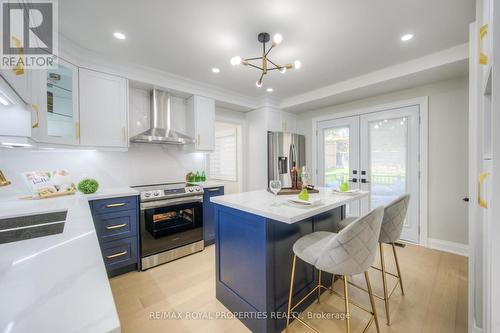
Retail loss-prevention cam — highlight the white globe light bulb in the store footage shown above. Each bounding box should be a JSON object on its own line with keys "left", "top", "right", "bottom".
{"left": 279, "top": 67, "right": 287, "bottom": 74}
{"left": 256, "top": 80, "right": 263, "bottom": 88}
{"left": 273, "top": 33, "right": 283, "bottom": 44}
{"left": 294, "top": 60, "right": 302, "bottom": 69}
{"left": 230, "top": 56, "right": 242, "bottom": 66}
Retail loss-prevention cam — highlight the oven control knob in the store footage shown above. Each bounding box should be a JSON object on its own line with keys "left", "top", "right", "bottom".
{"left": 144, "top": 192, "right": 151, "bottom": 198}
{"left": 189, "top": 188, "right": 194, "bottom": 192}
{"left": 195, "top": 187, "right": 201, "bottom": 191}
{"left": 153, "top": 191, "right": 160, "bottom": 196}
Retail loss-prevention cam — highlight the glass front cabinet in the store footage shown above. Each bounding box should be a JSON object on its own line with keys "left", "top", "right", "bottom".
{"left": 31, "top": 57, "right": 80, "bottom": 145}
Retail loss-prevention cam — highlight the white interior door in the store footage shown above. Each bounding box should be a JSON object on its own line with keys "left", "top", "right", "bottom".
{"left": 359, "top": 106, "right": 420, "bottom": 242}
{"left": 317, "top": 105, "right": 420, "bottom": 242}
{"left": 317, "top": 116, "right": 360, "bottom": 217}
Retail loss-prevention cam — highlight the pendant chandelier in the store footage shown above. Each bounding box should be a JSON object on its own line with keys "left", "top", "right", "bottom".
{"left": 230, "top": 32, "right": 301, "bottom": 88}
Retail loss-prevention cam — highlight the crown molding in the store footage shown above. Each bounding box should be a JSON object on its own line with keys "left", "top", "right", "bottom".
{"left": 58, "top": 34, "right": 258, "bottom": 110}
{"left": 280, "top": 43, "right": 469, "bottom": 111}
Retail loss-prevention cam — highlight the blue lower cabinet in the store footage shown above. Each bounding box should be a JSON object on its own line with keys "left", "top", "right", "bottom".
{"left": 101, "top": 237, "right": 138, "bottom": 277}
{"left": 89, "top": 195, "right": 140, "bottom": 277}
{"left": 203, "top": 186, "right": 224, "bottom": 246}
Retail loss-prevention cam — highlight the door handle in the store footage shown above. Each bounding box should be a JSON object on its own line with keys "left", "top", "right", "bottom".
{"left": 349, "top": 178, "right": 358, "bottom": 183}
{"left": 207, "top": 188, "right": 220, "bottom": 192}
{"left": 361, "top": 179, "right": 370, "bottom": 183}
{"left": 462, "top": 197, "right": 469, "bottom": 202}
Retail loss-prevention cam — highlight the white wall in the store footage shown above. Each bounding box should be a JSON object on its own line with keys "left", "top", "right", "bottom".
{"left": 296, "top": 77, "right": 469, "bottom": 245}
{"left": 0, "top": 144, "right": 206, "bottom": 199}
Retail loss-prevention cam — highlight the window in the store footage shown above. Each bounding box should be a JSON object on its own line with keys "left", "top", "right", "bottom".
{"left": 209, "top": 127, "right": 237, "bottom": 181}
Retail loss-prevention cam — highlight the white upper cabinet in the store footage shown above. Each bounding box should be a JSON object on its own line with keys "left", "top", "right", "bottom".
{"left": 267, "top": 109, "right": 297, "bottom": 132}
{"left": 30, "top": 58, "right": 80, "bottom": 145}
{"left": 79, "top": 68, "right": 128, "bottom": 148}
{"left": 187, "top": 95, "right": 215, "bottom": 151}
{"left": 0, "top": 67, "right": 32, "bottom": 105}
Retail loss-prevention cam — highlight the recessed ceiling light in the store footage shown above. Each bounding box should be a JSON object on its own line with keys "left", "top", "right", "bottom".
{"left": 266, "top": 88, "right": 273, "bottom": 92}
{"left": 212, "top": 68, "right": 220, "bottom": 73}
{"left": 401, "top": 33, "right": 413, "bottom": 41}
{"left": 113, "top": 32, "right": 126, "bottom": 40}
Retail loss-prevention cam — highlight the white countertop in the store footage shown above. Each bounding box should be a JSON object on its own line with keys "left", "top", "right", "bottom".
{"left": 188, "top": 181, "right": 225, "bottom": 188}
{"left": 211, "top": 188, "right": 368, "bottom": 224}
{"left": 0, "top": 187, "right": 138, "bottom": 333}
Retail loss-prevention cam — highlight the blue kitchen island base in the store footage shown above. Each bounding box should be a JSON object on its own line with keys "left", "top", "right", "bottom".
{"left": 214, "top": 203, "right": 344, "bottom": 333}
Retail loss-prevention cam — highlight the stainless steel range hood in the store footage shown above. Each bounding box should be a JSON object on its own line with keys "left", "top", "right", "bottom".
{"left": 131, "top": 89, "right": 194, "bottom": 144}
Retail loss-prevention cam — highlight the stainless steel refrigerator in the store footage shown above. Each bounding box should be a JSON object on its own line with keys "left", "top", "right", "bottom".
{"left": 267, "top": 131, "right": 306, "bottom": 188}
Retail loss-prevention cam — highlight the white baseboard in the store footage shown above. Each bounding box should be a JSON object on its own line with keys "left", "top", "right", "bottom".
{"left": 427, "top": 238, "right": 469, "bottom": 257}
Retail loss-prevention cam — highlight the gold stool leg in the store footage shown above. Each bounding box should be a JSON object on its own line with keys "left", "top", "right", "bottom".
{"left": 365, "top": 271, "right": 380, "bottom": 333}
{"left": 317, "top": 270, "right": 322, "bottom": 303}
{"left": 392, "top": 243, "right": 405, "bottom": 296}
{"left": 343, "top": 275, "right": 351, "bottom": 333}
{"left": 380, "top": 242, "right": 391, "bottom": 325}
{"left": 286, "top": 255, "right": 297, "bottom": 332}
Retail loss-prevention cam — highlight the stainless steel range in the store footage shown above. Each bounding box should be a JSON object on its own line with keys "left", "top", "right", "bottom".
{"left": 131, "top": 182, "right": 204, "bottom": 270}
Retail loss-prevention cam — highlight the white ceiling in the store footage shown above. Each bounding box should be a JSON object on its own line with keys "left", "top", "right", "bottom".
{"left": 59, "top": 0, "right": 474, "bottom": 100}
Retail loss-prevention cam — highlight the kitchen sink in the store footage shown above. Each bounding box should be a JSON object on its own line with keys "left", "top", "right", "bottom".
{"left": 0, "top": 210, "right": 67, "bottom": 244}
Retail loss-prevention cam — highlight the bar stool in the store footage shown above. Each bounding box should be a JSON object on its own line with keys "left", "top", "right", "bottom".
{"left": 336, "top": 194, "right": 410, "bottom": 325}
{"left": 286, "top": 206, "right": 384, "bottom": 333}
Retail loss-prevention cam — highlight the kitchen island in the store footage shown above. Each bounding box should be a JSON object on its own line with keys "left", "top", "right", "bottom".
{"left": 211, "top": 188, "right": 368, "bottom": 333}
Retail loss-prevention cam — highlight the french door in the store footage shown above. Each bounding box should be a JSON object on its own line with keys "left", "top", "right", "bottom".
{"left": 317, "top": 105, "right": 420, "bottom": 242}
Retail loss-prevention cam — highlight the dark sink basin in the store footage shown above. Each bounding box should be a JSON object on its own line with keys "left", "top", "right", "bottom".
{"left": 0, "top": 210, "right": 67, "bottom": 244}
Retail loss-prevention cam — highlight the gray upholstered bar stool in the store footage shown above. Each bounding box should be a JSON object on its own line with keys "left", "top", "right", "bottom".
{"left": 286, "top": 206, "right": 384, "bottom": 333}
{"left": 336, "top": 194, "right": 410, "bottom": 325}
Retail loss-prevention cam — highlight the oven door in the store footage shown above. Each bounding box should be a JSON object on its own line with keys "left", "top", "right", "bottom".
{"left": 140, "top": 196, "right": 203, "bottom": 258}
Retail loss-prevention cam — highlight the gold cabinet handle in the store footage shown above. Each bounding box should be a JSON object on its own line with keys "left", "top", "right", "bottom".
{"left": 478, "top": 172, "right": 489, "bottom": 208}
{"left": 479, "top": 24, "right": 489, "bottom": 65}
{"left": 106, "top": 250, "right": 127, "bottom": 259}
{"left": 11, "top": 36, "right": 24, "bottom": 76}
{"left": 75, "top": 122, "right": 80, "bottom": 140}
{"left": 31, "top": 104, "right": 39, "bottom": 129}
{"left": 106, "top": 202, "right": 126, "bottom": 208}
{"left": 207, "top": 188, "right": 220, "bottom": 192}
{"left": 105, "top": 223, "right": 127, "bottom": 230}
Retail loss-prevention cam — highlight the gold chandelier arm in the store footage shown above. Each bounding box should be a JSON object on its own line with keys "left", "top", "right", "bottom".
{"left": 265, "top": 44, "right": 275, "bottom": 57}
{"left": 244, "top": 56, "right": 262, "bottom": 61}
{"left": 267, "top": 58, "right": 281, "bottom": 69}
{"left": 246, "top": 63, "right": 264, "bottom": 71}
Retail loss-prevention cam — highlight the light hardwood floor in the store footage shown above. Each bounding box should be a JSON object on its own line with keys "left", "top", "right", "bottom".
{"left": 110, "top": 243, "right": 468, "bottom": 333}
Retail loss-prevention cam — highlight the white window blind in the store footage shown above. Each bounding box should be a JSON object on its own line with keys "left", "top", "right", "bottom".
{"left": 209, "top": 128, "right": 237, "bottom": 181}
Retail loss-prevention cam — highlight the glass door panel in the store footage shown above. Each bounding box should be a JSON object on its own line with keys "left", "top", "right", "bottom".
{"left": 360, "top": 106, "right": 419, "bottom": 242}
{"left": 323, "top": 126, "right": 350, "bottom": 188}
{"left": 317, "top": 116, "right": 360, "bottom": 217}
{"left": 368, "top": 116, "right": 408, "bottom": 208}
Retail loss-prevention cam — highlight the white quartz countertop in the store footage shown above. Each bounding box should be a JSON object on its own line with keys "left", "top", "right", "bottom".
{"left": 211, "top": 188, "right": 368, "bottom": 224}
{"left": 0, "top": 187, "right": 138, "bottom": 333}
{"left": 188, "top": 181, "right": 225, "bottom": 188}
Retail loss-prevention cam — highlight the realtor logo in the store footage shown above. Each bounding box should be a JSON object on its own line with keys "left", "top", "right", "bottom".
{"left": 1, "top": 0, "right": 58, "bottom": 70}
